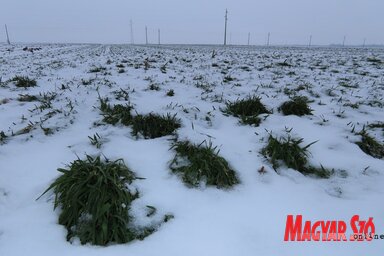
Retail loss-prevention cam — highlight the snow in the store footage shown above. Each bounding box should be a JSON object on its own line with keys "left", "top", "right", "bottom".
{"left": 0, "top": 43, "right": 383, "bottom": 255}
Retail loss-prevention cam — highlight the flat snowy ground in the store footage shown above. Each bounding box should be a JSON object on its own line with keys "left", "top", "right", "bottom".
{"left": 0, "top": 44, "right": 383, "bottom": 255}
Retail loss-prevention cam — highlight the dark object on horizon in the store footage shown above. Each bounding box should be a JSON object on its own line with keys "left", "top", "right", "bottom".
{"left": 22, "top": 47, "right": 42, "bottom": 53}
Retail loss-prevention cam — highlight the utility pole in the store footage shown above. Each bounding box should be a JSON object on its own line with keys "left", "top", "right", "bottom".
{"left": 158, "top": 29, "right": 160, "bottom": 45}
{"left": 224, "top": 9, "right": 228, "bottom": 46}
{"left": 363, "top": 38, "right": 366, "bottom": 48}
{"left": 342, "top": 36, "right": 346, "bottom": 47}
{"left": 145, "top": 26, "right": 148, "bottom": 45}
{"left": 130, "top": 20, "right": 134, "bottom": 45}
{"left": 308, "top": 35, "right": 312, "bottom": 47}
{"left": 5, "top": 24, "right": 10, "bottom": 45}
{"left": 267, "top": 32, "right": 270, "bottom": 46}
{"left": 247, "top": 32, "right": 250, "bottom": 46}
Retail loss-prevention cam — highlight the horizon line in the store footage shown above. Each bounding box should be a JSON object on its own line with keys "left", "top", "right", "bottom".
{"left": 2, "top": 41, "right": 384, "bottom": 49}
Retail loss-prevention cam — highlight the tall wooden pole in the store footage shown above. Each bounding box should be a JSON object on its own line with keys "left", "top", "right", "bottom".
{"left": 5, "top": 24, "right": 10, "bottom": 45}
{"left": 224, "top": 9, "right": 228, "bottom": 46}
{"left": 247, "top": 32, "right": 250, "bottom": 46}
{"left": 309, "top": 35, "right": 312, "bottom": 47}
{"left": 130, "top": 20, "right": 134, "bottom": 44}
{"left": 267, "top": 32, "right": 270, "bottom": 46}
{"left": 158, "top": 29, "right": 160, "bottom": 45}
{"left": 145, "top": 26, "right": 148, "bottom": 45}
{"left": 342, "top": 36, "right": 346, "bottom": 47}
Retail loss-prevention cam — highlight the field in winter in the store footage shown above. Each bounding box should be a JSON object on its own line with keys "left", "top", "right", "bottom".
{"left": 0, "top": 44, "right": 383, "bottom": 255}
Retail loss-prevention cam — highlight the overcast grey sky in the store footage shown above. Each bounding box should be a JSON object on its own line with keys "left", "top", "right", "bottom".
{"left": 1, "top": 0, "right": 383, "bottom": 45}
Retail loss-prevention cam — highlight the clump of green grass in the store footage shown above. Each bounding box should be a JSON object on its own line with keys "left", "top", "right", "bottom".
{"left": 131, "top": 113, "right": 181, "bottom": 139}
{"left": 99, "top": 96, "right": 180, "bottom": 139}
{"left": 368, "top": 122, "right": 384, "bottom": 129}
{"left": 89, "top": 66, "right": 107, "bottom": 73}
{"left": 338, "top": 81, "right": 359, "bottom": 89}
{"left": 224, "top": 96, "right": 270, "bottom": 126}
{"left": 276, "top": 61, "right": 292, "bottom": 67}
{"left": 223, "top": 75, "right": 235, "bottom": 83}
{"left": 166, "top": 89, "right": 175, "bottom": 97}
{"left": 81, "top": 78, "right": 94, "bottom": 86}
{"left": 103, "top": 104, "right": 133, "bottom": 126}
{"left": 148, "top": 84, "right": 160, "bottom": 91}
{"left": 367, "top": 57, "right": 382, "bottom": 64}
{"left": 37, "top": 156, "right": 139, "bottom": 245}
{"left": 0, "top": 131, "right": 7, "bottom": 144}
{"left": 356, "top": 131, "right": 384, "bottom": 159}
{"left": 10, "top": 76, "right": 37, "bottom": 88}
{"left": 88, "top": 133, "right": 103, "bottom": 149}
{"left": 261, "top": 133, "right": 332, "bottom": 178}
{"left": 17, "top": 94, "right": 38, "bottom": 102}
{"left": 278, "top": 96, "right": 313, "bottom": 116}
{"left": 99, "top": 97, "right": 133, "bottom": 126}
{"left": 170, "top": 140, "right": 239, "bottom": 188}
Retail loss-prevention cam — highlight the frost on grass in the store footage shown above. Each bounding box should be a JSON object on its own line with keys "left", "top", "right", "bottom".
{"left": 38, "top": 155, "right": 171, "bottom": 246}
{"left": 170, "top": 140, "right": 239, "bottom": 188}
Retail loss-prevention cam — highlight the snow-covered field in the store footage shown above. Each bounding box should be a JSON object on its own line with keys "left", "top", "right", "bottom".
{"left": 0, "top": 43, "right": 383, "bottom": 255}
